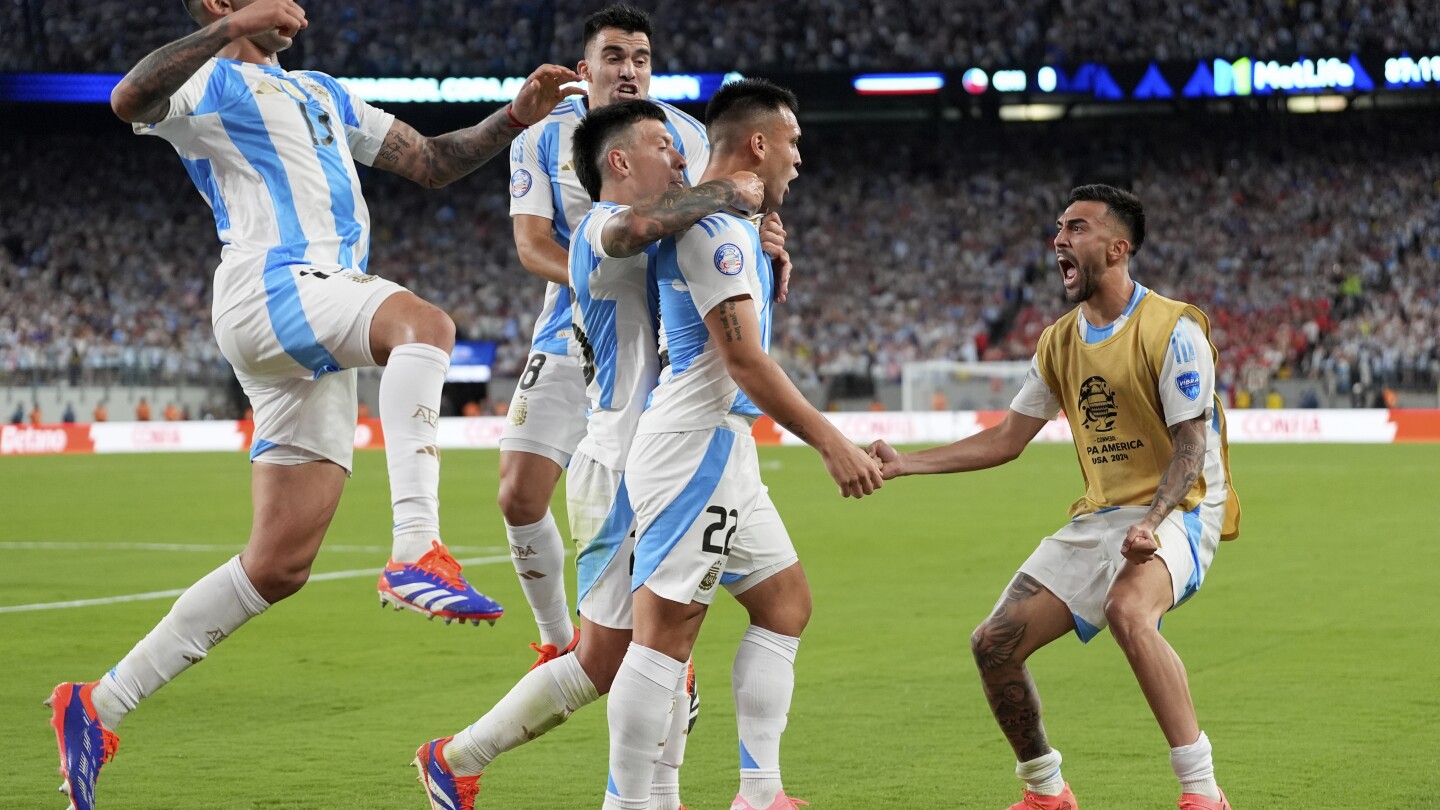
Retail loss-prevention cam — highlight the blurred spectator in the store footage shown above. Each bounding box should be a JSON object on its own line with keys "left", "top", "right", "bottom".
{"left": 93, "top": 401, "right": 108, "bottom": 422}
{"left": 135, "top": 398, "right": 151, "bottom": 422}
{"left": 28, "top": 403, "right": 42, "bottom": 425}
{"left": 6, "top": 0, "right": 1438, "bottom": 75}
{"left": 2, "top": 115, "right": 1436, "bottom": 409}
{"left": 62, "top": 402, "right": 76, "bottom": 423}
{"left": 164, "top": 402, "right": 181, "bottom": 421}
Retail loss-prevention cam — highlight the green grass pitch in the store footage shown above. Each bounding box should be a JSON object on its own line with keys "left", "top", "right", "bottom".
{"left": 3, "top": 444, "right": 1438, "bottom": 809}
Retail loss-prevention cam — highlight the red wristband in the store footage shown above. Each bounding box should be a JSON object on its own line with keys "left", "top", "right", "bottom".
{"left": 505, "top": 103, "right": 529, "bottom": 129}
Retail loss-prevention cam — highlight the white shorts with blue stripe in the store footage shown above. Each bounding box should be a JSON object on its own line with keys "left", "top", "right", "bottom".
{"left": 1018, "top": 496, "right": 1226, "bottom": 643}
{"left": 214, "top": 261, "right": 404, "bottom": 473}
{"left": 566, "top": 450, "right": 638, "bottom": 629}
{"left": 626, "top": 416, "right": 798, "bottom": 606}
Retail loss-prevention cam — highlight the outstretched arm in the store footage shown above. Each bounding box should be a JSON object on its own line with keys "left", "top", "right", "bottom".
{"left": 708, "top": 297, "right": 883, "bottom": 499}
{"left": 373, "top": 64, "right": 583, "bottom": 189}
{"left": 867, "top": 409, "right": 1046, "bottom": 478}
{"left": 110, "top": 0, "right": 308, "bottom": 124}
{"left": 1121, "top": 414, "right": 1207, "bottom": 564}
{"left": 600, "top": 172, "right": 765, "bottom": 258}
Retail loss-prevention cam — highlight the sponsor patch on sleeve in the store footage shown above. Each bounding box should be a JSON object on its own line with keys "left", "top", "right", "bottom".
{"left": 714, "top": 243, "right": 744, "bottom": 275}
{"left": 510, "top": 169, "right": 533, "bottom": 198}
{"left": 1176, "top": 370, "right": 1201, "bottom": 401}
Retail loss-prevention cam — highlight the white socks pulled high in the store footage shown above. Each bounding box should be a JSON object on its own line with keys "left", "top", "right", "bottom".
{"left": 605, "top": 643, "right": 686, "bottom": 810}
{"left": 444, "top": 652, "right": 599, "bottom": 775}
{"left": 733, "top": 626, "right": 801, "bottom": 809}
{"left": 91, "top": 555, "right": 270, "bottom": 729}
{"left": 381, "top": 342, "right": 449, "bottom": 562}
{"left": 506, "top": 510, "right": 572, "bottom": 649}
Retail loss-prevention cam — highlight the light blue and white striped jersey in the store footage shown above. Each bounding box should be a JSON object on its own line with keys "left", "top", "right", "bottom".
{"left": 636, "top": 212, "right": 772, "bottom": 435}
{"left": 509, "top": 95, "right": 709, "bottom": 356}
{"left": 134, "top": 57, "right": 396, "bottom": 322}
{"left": 569, "top": 202, "right": 661, "bottom": 470}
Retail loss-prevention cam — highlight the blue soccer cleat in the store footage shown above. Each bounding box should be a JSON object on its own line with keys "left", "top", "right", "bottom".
{"left": 46, "top": 682, "right": 120, "bottom": 810}
{"left": 413, "top": 737, "right": 481, "bottom": 810}
{"left": 378, "top": 540, "right": 504, "bottom": 625}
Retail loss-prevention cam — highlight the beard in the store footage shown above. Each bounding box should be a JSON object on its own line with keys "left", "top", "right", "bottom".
{"left": 1062, "top": 263, "right": 1100, "bottom": 304}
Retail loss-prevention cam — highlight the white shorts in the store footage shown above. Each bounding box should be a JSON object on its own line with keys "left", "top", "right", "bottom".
{"left": 214, "top": 264, "right": 405, "bottom": 473}
{"left": 626, "top": 421, "right": 798, "bottom": 606}
{"left": 1019, "top": 502, "right": 1225, "bottom": 643}
{"left": 500, "top": 351, "right": 588, "bottom": 468}
{"left": 567, "top": 451, "right": 636, "bottom": 629}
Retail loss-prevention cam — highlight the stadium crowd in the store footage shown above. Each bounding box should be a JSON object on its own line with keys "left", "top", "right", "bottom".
{"left": 6, "top": 0, "right": 1440, "bottom": 75}
{"left": 2, "top": 116, "right": 1436, "bottom": 409}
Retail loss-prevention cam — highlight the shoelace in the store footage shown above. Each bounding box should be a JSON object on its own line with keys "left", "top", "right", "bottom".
{"left": 415, "top": 541, "right": 467, "bottom": 589}
{"left": 530, "top": 641, "right": 559, "bottom": 659}
{"left": 100, "top": 728, "right": 120, "bottom": 764}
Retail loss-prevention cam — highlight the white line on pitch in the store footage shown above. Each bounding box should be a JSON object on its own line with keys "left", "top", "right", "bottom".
{"left": 0, "top": 541, "right": 505, "bottom": 554}
{"left": 0, "top": 554, "right": 514, "bottom": 614}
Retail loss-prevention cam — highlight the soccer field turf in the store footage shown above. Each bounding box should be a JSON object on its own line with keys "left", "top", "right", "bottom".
{"left": 3, "top": 444, "right": 1438, "bottom": 809}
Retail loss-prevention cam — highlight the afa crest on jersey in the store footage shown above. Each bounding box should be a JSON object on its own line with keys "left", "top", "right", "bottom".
{"left": 510, "top": 169, "right": 533, "bottom": 198}
{"left": 714, "top": 243, "right": 744, "bottom": 276}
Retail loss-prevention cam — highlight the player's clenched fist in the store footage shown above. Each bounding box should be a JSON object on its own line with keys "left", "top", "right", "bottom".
{"left": 726, "top": 171, "right": 766, "bottom": 216}
{"left": 822, "top": 442, "right": 884, "bottom": 499}
{"left": 226, "top": 0, "right": 308, "bottom": 39}
{"left": 511, "top": 65, "right": 586, "bottom": 126}
{"left": 1121, "top": 523, "right": 1159, "bottom": 565}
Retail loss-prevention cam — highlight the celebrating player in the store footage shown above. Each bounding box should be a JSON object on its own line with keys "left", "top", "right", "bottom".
{"left": 496, "top": 3, "right": 792, "bottom": 668}
{"left": 45, "top": 0, "right": 580, "bottom": 806}
{"left": 413, "top": 99, "right": 765, "bottom": 810}
{"left": 602, "top": 78, "right": 883, "bottom": 810}
{"left": 868, "top": 185, "right": 1243, "bottom": 810}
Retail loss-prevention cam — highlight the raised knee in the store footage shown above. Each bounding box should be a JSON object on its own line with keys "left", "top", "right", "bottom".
{"left": 1103, "top": 598, "right": 1152, "bottom": 644}
{"left": 414, "top": 307, "right": 455, "bottom": 353}
{"left": 971, "top": 619, "right": 1023, "bottom": 673}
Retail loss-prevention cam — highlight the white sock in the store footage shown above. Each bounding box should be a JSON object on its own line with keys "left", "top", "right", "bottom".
{"left": 608, "top": 644, "right": 685, "bottom": 807}
{"left": 506, "top": 511, "right": 572, "bottom": 647}
{"left": 734, "top": 626, "right": 800, "bottom": 808}
{"left": 444, "top": 653, "right": 599, "bottom": 776}
{"left": 91, "top": 555, "right": 269, "bottom": 729}
{"left": 650, "top": 661, "right": 692, "bottom": 810}
{"left": 1016, "top": 748, "right": 1065, "bottom": 796}
{"left": 1171, "top": 731, "right": 1221, "bottom": 800}
{"left": 381, "top": 343, "right": 449, "bottom": 562}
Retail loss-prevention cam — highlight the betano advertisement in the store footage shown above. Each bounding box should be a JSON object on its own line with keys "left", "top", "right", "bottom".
{"left": 3, "top": 410, "right": 1438, "bottom": 456}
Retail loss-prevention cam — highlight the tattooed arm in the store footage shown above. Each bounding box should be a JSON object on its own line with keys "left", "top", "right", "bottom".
{"left": 110, "top": 0, "right": 308, "bottom": 124}
{"left": 1121, "top": 414, "right": 1208, "bottom": 564}
{"left": 600, "top": 172, "right": 765, "bottom": 258}
{"left": 705, "top": 297, "right": 883, "bottom": 499}
{"left": 372, "top": 64, "right": 582, "bottom": 189}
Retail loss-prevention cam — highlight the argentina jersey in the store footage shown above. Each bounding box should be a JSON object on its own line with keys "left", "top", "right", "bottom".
{"left": 509, "top": 94, "right": 710, "bottom": 356}
{"left": 637, "top": 212, "right": 773, "bottom": 435}
{"left": 134, "top": 57, "right": 396, "bottom": 322}
{"left": 569, "top": 202, "right": 662, "bottom": 470}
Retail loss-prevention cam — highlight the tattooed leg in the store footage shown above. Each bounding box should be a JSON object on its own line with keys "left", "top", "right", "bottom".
{"left": 970, "top": 573, "right": 1075, "bottom": 761}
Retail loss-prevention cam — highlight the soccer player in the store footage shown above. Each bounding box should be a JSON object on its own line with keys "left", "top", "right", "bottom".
{"left": 602, "top": 79, "right": 883, "bottom": 810}
{"left": 498, "top": 3, "right": 713, "bottom": 666}
{"left": 868, "top": 185, "right": 1243, "bottom": 810}
{"left": 414, "top": 99, "right": 765, "bottom": 810}
{"left": 45, "top": 0, "right": 580, "bottom": 806}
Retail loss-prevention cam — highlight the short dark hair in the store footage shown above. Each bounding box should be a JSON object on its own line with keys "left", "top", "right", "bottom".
{"left": 180, "top": 0, "right": 204, "bottom": 23}
{"left": 572, "top": 99, "right": 668, "bottom": 202}
{"left": 582, "top": 4, "right": 652, "bottom": 49}
{"left": 704, "top": 77, "right": 799, "bottom": 131}
{"left": 1069, "top": 183, "right": 1145, "bottom": 255}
